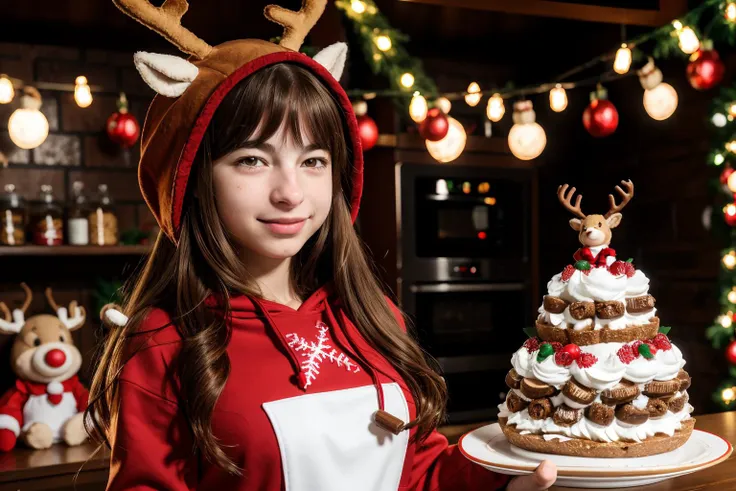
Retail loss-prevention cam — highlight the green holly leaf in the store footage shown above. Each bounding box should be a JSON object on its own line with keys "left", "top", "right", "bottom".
{"left": 574, "top": 260, "right": 591, "bottom": 271}
{"left": 638, "top": 343, "right": 654, "bottom": 359}
{"left": 537, "top": 343, "right": 554, "bottom": 362}
{"left": 626, "top": 258, "right": 634, "bottom": 263}
{"left": 523, "top": 327, "right": 538, "bottom": 339}
{"left": 658, "top": 325, "right": 672, "bottom": 335}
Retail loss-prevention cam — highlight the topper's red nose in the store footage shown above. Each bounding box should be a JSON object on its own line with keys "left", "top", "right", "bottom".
{"left": 44, "top": 349, "right": 66, "bottom": 368}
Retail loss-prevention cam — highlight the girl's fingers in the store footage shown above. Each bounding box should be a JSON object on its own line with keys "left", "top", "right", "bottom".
{"left": 506, "top": 460, "right": 557, "bottom": 491}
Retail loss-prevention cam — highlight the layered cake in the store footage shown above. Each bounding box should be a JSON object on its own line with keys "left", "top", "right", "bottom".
{"left": 498, "top": 180, "right": 695, "bottom": 457}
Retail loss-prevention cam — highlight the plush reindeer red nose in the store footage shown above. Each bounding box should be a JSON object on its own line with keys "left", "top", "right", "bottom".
{"left": 44, "top": 349, "right": 66, "bottom": 368}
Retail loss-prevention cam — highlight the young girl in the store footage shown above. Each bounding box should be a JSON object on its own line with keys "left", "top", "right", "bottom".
{"left": 87, "top": 1, "right": 558, "bottom": 489}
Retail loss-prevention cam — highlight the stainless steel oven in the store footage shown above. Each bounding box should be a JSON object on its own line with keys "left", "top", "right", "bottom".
{"left": 396, "top": 162, "right": 534, "bottom": 423}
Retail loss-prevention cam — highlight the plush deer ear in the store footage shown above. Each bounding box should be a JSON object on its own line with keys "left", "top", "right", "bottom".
{"left": 133, "top": 51, "right": 199, "bottom": 98}
{"left": 607, "top": 212, "right": 622, "bottom": 229}
{"left": 569, "top": 218, "right": 582, "bottom": 231}
{"left": 313, "top": 42, "right": 347, "bottom": 81}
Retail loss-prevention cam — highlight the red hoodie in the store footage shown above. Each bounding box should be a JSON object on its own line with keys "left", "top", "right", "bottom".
{"left": 106, "top": 285, "right": 510, "bottom": 490}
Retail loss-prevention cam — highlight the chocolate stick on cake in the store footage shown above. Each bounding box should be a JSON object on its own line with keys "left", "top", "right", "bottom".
{"left": 498, "top": 180, "right": 695, "bottom": 458}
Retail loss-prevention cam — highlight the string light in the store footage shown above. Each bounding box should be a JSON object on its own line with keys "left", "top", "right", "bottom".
{"left": 425, "top": 117, "right": 466, "bottom": 163}
{"left": 672, "top": 20, "right": 700, "bottom": 54}
{"left": 436, "top": 97, "right": 452, "bottom": 115}
{"left": 715, "top": 153, "right": 726, "bottom": 166}
{"left": 400, "top": 72, "right": 414, "bottom": 89}
{"left": 351, "top": 0, "right": 366, "bottom": 14}
{"left": 508, "top": 100, "right": 546, "bottom": 161}
{"left": 486, "top": 93, "right": 505, "bottom": 122}
{"left": 728, "top": 288, "right": 736, "bottom": 304}
{"left": 74, "top": 76, "right": 93, "bottom": 108}
{"left": 549, "top": 84, "right": 568, "bottom": 112}
{"left": 726, "top": 2, "right": 736, "bottom": 22}
{"left": 409, "top": 92, "right": 428, "bottom": 123}
{"left": 465, "top": 82, "right": 481, "bottom": 107}
{"left": 374, "top": 35, "right": 392, "bottom": 52}
{"left": 8, "top": 86, "right": 49, "bottom": 150}
{"left": 728, "top": 173, "right": 736, "bottom": 193}
{"left": 723, "top": 387, "right": 736, "bottom": 404}
{"left": 727, "top": 140, "right": 736, "bottom": 153}
{"left": 723, "top": 250, "right": 736, "bottom": 269}
{"left": 719, "top": 314, "right": 733, "bottom": 328}
{"left": 713, "top": 113, "right": 728, "bottom": 127}
{"left": 0, "top": 74, "right": 14, "bottom": 104}
{"left": 613, "top": 44, "right": 632, "bottom": 74}
{"left": 643, "top": 83, "right": 678, "bottom": 121}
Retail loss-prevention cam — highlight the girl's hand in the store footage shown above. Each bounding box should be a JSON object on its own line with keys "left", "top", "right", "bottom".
{"left": 506, "top": 460, "right": 557, "bottom": 491}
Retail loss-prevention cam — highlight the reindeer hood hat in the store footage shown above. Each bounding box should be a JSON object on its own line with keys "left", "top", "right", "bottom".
{"left": 113, "top": 0, "right": 363, "bottom": 243}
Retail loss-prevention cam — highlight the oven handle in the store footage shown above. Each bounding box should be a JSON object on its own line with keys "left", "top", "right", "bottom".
{"left": 409, "top": 282, "right": 526, "bottom": 293}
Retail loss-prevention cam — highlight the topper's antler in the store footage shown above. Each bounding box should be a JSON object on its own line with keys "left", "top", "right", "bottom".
{"left": 264, "top": 0, "right": 328, "bottom": 52}
{"left": 557, "top": 184, "right": 586, "bottom": 219}
{"left": 113, "top": 0, "right": 213, "bottom": 59}
{"left": 45, "top": 287, "right": 86, "bottom": 331}
{"left": 0, "top": 283, "right": 32, "bottom": 334}
{"left": 605, "top": 180, "right": 634, "bottom": 218}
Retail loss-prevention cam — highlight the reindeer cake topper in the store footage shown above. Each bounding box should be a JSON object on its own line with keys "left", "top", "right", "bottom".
{"left": 557, "top": 180, "right": 634, "bottom": 269}
{"left": 110, "top": 0, "right": 362, "bottom": 243}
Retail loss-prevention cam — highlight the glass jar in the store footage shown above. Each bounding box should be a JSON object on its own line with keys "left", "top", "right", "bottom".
{"left": 31, "top": 184, "right": 63, "bottom": 246}
{"left": 89, "top": 184, "right": 118, "bottom": 246}
{"left": 68, "top": 181, "right": 89, "bottom": 245}
{"left": 0, "top": 184, "right": 26, "bottom": 246}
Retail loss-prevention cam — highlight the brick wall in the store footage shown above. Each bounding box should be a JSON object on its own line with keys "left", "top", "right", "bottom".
{"left": 0, "top": 42, "right": 155, "bottom": 235}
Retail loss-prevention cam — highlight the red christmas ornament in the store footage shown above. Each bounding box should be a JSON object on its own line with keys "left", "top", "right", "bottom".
{"left": 352, "top": 101, "right": 378, "bottom": 151}
{"left": 561, "top": 343, "right": 581, "bottom": 360}
{"left": 106, "top": 93, "right": 140, "bottom": 148}
{"left": 687, "top": 46, "right": 725, "bottom": 91}
{"left": 419, "top": 108, "right": 449, "bottom": 142}
{"left": 727, "top": 339, "right": 736, "bottom": 365}
{"left": 583, "top": 85, "right": 618, "bottom": 138}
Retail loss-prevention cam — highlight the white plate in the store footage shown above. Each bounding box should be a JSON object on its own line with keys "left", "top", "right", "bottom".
{"left": 459, "top": 423, "right": 733, "bottom": 488}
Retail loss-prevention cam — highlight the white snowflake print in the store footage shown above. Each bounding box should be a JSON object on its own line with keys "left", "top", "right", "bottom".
{"left": 286, "top": 321, "right": 360, "bottom": 389}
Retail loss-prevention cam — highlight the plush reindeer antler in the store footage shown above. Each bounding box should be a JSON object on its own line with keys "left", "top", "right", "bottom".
{"left": 605, "top": 180, "right": 635, "bottom": 218}
{"left": 264, "top": 0, "right": 328, "bottom": 52}
{"left": 112, "top": 0, "right": 213, "bottom": 59}
{"left": 45, "top": 287, "right": 86, "bottom": 331}
{"left": 557, "top": 184, "right": 586, "bottom": 219}
{"left": 0, "top": 283, "right": 32, "bottom": 334}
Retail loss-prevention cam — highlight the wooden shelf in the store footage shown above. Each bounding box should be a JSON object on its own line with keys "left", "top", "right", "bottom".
{"left": 0, "top": 245, "right": 150, "bottom": 256}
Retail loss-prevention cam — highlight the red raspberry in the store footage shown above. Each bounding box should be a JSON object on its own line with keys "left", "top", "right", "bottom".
{"left": 645, "top": 341, "right": 659, "bottom": 356}
{"left": 523, "top": 337, "right": 540, "bottom": 353}
{"left": 555, "top": 351, "right": 574, "bottom": 366}
{"left": 616, "top": 345, "right": 636, "bottom": 364}
{"left": 583, "top": 269, "right": 592, "bottom": 276}
{"left": 576, "top": 353, "right": 598, "bottom": 368}
{"left": 652, "top": 333, "right": 672, "bottom": 351}
{"left": 623, "top": 262, "right": 636, "bottom": 278}
{"left": 608, "top": 261, "right": 627, "bottom": 277}
{"left": 631, "top": 340, "right": 643, "bottom": 356}
{"left": 561, "top": 265, "right": 576, "bottom": 282}
{"left": 561, "top": 343, "right": 581, "bottom": 360}
{"left": 549, "top": 342, "right": 564, "bottom": 353}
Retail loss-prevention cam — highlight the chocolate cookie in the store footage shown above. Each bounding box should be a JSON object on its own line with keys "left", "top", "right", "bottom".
{"left": 528, "top": 398, "right": 554, "bottom": 420}
{"left": 677, "top": 370, "right": 691, "bottom": 392}
{"left": 569, "top": 301, "right": 595, "bottom": 320}
{"left": 543, "top": 295, "right": 568, "bottom": 314}
{"left": 646, "top": 398, "right": 668, "bottom": 418}
{"left": 643, "top": 379, "right": 680, "bottom": 397}
{"left": 505, "top": 368, "right": 523, "bottom": 390}
{"left": 601, "top": 380, "right": 640, "bottom": 405}
{"left": 626, "top": 295, "right": 655, "bottom": 313}
{"left": 520, "top": 378, "right": 557, "bottom": 399}
{"left": 595, "top": 301, "right": 625, "bottom": 319}
{"left": 666, "top": 392, "right": 689, "bottom": 413}
{"left": 563, "top": 378, "right": 597, "bottom": 406}
{"left": 615, "top": 403, "right": 650, "bottom": 425}
{"left": 506, "top": 390, "right": 529, "bottom": 413}
{"left": 553, "top": 404, "right": 583, "bottom": 427}
{"left": 585, "top": 402, "right": 615, "bottom": 426}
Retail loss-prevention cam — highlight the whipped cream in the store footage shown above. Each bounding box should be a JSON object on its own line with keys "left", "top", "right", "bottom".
{"left": 570, "top": 350, "right": 627, "bottom": 391}
{"left": 511, "top": 346, "right": 535, "bottom": 378}
{"left": 532, "top": 355, "right": 572, "bottom": 389}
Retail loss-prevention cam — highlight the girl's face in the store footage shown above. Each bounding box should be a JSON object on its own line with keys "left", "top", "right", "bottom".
{"left": 212, "top": 121, "right": 333, "bottom": 261}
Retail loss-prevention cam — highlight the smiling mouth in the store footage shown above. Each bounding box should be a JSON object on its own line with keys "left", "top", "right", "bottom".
{"left": 258, "top": 217, "right": 308, "bottom": 235}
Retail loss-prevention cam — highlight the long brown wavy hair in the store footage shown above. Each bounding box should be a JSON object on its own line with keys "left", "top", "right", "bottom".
{"left": 85, "top": 63, "right": 447, "bottom": 476}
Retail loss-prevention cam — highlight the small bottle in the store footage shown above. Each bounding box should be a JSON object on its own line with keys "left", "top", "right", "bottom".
{"left": 31, "top": 185, "right": 63, "bottom": 246}
{"left": 0, "top": 184, "right": 26, "bottom": 246}
{"left": 89, "top": 184, "right": 118, "bottom": 246}
{"left": 68, "top": 181, "right": 89, "bottom": 246}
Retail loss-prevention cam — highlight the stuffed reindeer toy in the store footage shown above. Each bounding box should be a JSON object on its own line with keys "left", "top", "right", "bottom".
{"left": 558, "top": 179, "right": 635, "bottom": 269}
{"left": 0, "top": 284, "right": 90, "bottom": 451}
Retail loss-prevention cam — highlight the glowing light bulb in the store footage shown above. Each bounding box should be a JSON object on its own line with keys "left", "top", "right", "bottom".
{"left": 409, "top": 92, "right": 428, "bottom": 123}
{"left": 74, "top": 76, "right": 93, "bottom": 108}
{"left": 724, "top": 251, "right": 736, "bottom": 270}
{"left": 726, "top": 2, "right": 736, "bottom": 22}
{"left": 8, "top": 87, "right": 49, "bottom": 150}
{"left": 508, "top": 101, "right": 546, "bottom": 161}
{"left": 716, "top": 153, "right": 726, "bottom": 166}
{"left": 465, "top": 82, "right": 481, "bottom": 107}
{"left": 729, "top": 173, "right": 736, "bottom": 193}
{"left": 486, "top": 93, "right": 505, "bottom": 122}
{"left": 672, "top": 21, "right": 700, "bottom": 54}
{"left": 727, "top": 140, "right": 736, "bottom": 153}
{"left": 549, "top": 84, "right": 568, "bottom": 112}
{"left": 0, "top": 74, "right": 14, "bottom": 104}
{"left": 728, "top": 289, "right": 736, "bottom": 303}
{"left": 425, "top": 117, "right": 466, "bottom": 163}
{"left": 374, "top": 35, "right": 392, "bottom": 52}
{"left": 713, "top": 113, "right": 728, "bottom": 127}
{"left": 400, "top": 72, "right": 414, "bottom": 89}
{"left": 613, "top": 44, "right": 632, "bottom": 74}
{"left": 643, "top": 83, "right": 678, "bottom": 121}
{"left": 436, "top": 97, "right": 451, "bottom": 115}
{"left": 720, "top": 314, "right": 733, "bottom": 328}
